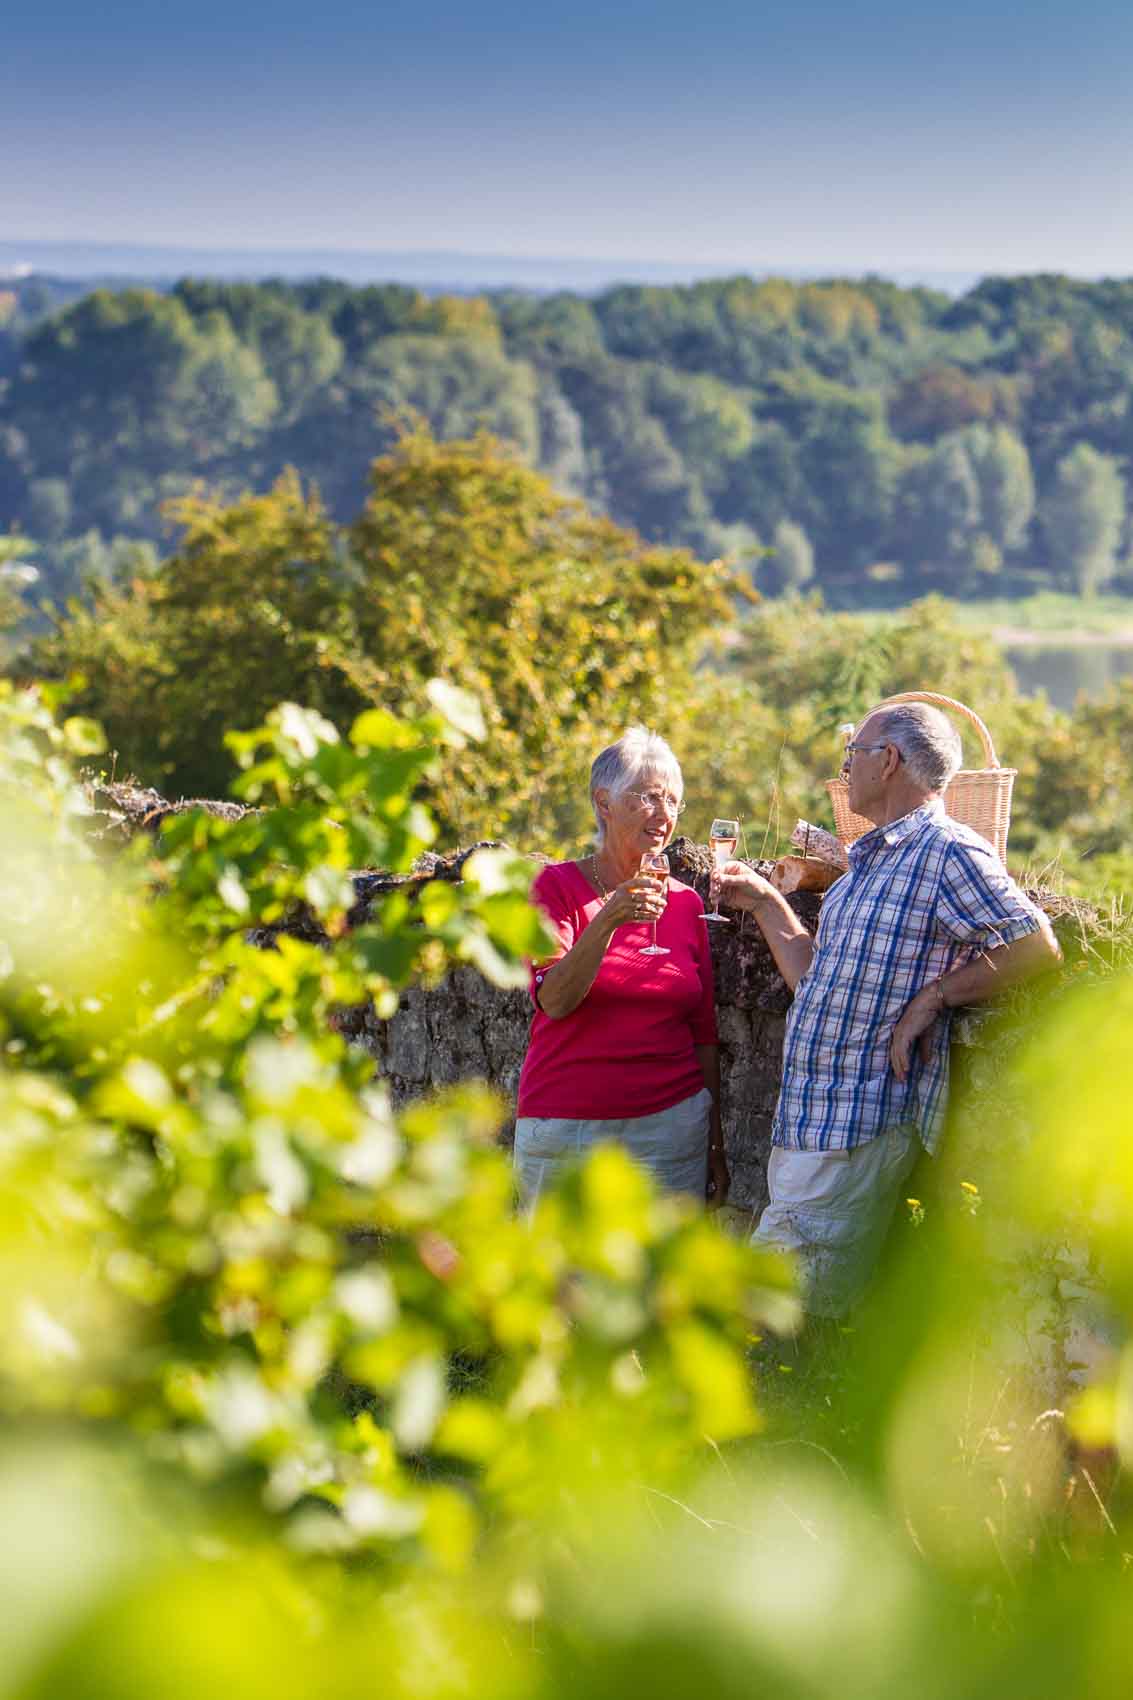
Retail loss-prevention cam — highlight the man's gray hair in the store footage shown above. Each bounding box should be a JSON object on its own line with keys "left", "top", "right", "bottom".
{"left": 867, "top": 702, "right": 963, "bottom": 794}
{"left": 589, "top": 727, "right": 683, "bottom": 842}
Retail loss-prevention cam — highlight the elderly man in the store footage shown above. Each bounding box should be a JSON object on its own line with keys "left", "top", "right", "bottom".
{"left": 722, "top": 700, "right": 1061, "bottom": 1316}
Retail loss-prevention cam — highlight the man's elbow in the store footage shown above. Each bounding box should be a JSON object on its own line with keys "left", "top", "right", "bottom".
{"left": 1038, "top": 915, "right": 1063, "bottom": 966}
{"left": 1025, "top": 917, "right": 1062, "bottom": 974}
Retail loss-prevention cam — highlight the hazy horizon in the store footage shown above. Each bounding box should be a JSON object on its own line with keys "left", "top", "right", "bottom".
{"left": 0, "top": 236, "right": 994, "bottom": 296}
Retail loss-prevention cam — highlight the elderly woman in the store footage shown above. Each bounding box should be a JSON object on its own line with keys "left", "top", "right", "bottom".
{"left": 514, "top": 728, "right": 729, "bottom": 1206}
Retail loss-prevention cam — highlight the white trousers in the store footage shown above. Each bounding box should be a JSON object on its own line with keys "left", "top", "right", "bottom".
{"left": 752, "top": 1125, "right": 923, "bottom": 1318}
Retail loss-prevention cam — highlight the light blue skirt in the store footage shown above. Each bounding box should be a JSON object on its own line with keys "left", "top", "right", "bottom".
{"left": 514, "top": 1087, "right": 713, "bottom": 1205}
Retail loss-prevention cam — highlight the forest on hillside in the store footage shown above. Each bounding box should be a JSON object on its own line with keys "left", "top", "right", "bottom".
{"left": 3, "top": 270, "right": 1133, "bottom": 607}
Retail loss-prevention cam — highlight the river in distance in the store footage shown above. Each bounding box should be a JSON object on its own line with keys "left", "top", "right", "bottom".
{"left": 1003, "top": 640, "right": 1133, "bottom": 710}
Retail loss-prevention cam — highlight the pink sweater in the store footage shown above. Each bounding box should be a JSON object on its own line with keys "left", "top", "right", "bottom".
{"left": 516, "top": 860, "right": 718, "bottom": 1121}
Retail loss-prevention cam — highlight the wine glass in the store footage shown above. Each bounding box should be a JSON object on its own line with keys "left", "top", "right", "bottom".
{"left": 703, "top": 818, "right": 739, "bottom": 924}
{"left": 638, "top": 850, "right": 670, "bottom": 955}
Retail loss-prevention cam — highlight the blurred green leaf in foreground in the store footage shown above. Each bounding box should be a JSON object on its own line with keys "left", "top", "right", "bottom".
{"left": 2, "top": 680, "right": 1133, "bottom": 1700}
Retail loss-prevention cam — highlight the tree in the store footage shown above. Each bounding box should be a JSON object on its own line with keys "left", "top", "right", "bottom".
{"left": 757, "top": 372, "right": 899, "bottom": 575}
{"left": 723, "top": 422, "right": 807, "bottom": 541}
{"left": 24, "top": 473, "right": 353, "bottom": 795}
{"left": 260, "top": 335, "right": 542, "bottom": 522}
{"left": 175, "top": 280, "right": 344, "bottom": 423}
{"left": 761, "top": 520, "right": 815, "bottom": 596}
{"left": 535, "top": 385, "right": 587, "bottom": 493}
{"left": 554, "top": 355, "right": 697, "bottom": 540}
{"left": 893, "top": 424, "right": 1035, "bottom": 589}
{"left": 644, "top": 369, "right": 753, "bottom": 481}
{"left": 894, "top": 436, "right": 981, "bottom": 582}
{"left": 964, "top": 423, "right": 1035, "bottom": 555}
{"left": 15, "top": 290, "right": 278, "bottom": 462}
{"left": 320, "top": 281, "right": 423, "bottom": 352}
{"left": 355, "top": 335, "right": 540, "bottom": 462}
{"left": 23, "top": 478, "right": 71, "bottom": 544}
{"left": 0, "top": 534, "right": 40, "bottom": 639}
{"left": 888, "top": 364, "right": 1002, "bottom": 441}
{"left": 497, "top": 290, "right": 605, "bottom": 364}
{"left": 5, "top": 290, "right": 278, "bottom": 540}
{"left": 24, "top": 428, "right": 739, "bottom": 846}
{"left": 1041, "top": 442, "right": 1126, "bottom": 594}
{"left": 31, "top": 530, "right": 161, "bottom": 604}
{"left": 342, "top": 429, "right": 737, "bottom": 844}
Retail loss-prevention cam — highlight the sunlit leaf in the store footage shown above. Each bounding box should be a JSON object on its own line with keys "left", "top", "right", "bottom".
{"left": 425, "top": 678, "right": 486, "bottom": 743}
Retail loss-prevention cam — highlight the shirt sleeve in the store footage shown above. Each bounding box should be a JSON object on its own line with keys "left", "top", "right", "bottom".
{"left": 688, "top": 892, "right": 719, "bottom": 1044}
{"left": 936, "top": 840, "right": 1044, "bottom": 950}
{"left": 528, "top": 864, "right": 576, "bottom": 1006}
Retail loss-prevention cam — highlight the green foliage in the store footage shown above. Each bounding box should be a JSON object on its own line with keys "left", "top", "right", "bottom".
{"left": 1040, "top": 442, "right": 1126, "bottom": 595}
{"left": 343, "top": 429, "right": 740, "bottom": 847}
{"left": 721, "top": 594, "right": 1133, "bottom": 889}
{"left": 174, "top": 280, "right": 345, "bottom": 423}
{"left": 3, "top": 686, "right": 1133, "bottom": 1700}
{"left": 7, "top": 269, "right": 1133, "bottom": 605}
{"left": 0, "top": 535, "right": 40, "bottom": 640}
{"left": 966, "top": 422, "right": 1036, "bottom": 554}
{"left": 26, "top": 429, "right": 743, "bottom": 849}
{"left": 760, "top": 519, "right": 814, "bottom": 597}
{"left": 756, "top": 370, "right": 900, "bottom": 569}
{"left": 355, "top": 335, "right": 540, "bottom": 460}
{"left": 18, "top": 417, "right": 1133, "bottom": 901}
{"left": 0, "top": 684, "right": 792, "bottom": 1603}
{"left": 890, "top": 424, "right": 1034, "bottom": 592}
{"left": 897, "top": 435, "right": 982, "bottom": 580}
{"left": 15, "top": 289, "right": 277, "bottom": 460}
{"left": 888, "top": 362, "right": 1011, "bottom": 441}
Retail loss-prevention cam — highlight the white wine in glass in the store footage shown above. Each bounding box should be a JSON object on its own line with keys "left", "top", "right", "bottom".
{"left": 638, "top": 850, "right": 670, "bottom": 955}
{"left": 703, "top": 818, "right": 739, "bottom": 923}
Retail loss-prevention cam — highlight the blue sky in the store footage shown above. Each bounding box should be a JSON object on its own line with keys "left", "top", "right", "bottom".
{"left": 3, "top": 0, "right": 1132, "bottom": 273}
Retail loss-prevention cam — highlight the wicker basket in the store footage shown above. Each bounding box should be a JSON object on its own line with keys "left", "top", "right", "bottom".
{"left": 824, "top": 691, "right": 1016, "bottom": 861}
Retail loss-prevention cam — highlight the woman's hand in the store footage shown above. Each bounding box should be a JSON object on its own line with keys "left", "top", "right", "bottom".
{"left": 601, "top": 871, "right": 666, "bottom": 931}
{"left": 538, "top": 866, "right": 666, "bottom": 1019}
{"left": 706, "top": 1143, "right": 730, "bottom": 1208}
{"left": 718, "top": 860, "right": 778, "bottom": 913}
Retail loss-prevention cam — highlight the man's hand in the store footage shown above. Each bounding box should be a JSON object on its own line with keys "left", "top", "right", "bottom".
{"left": 889, "top": 985, "right": 942, "bottom": 1082}
{"left": 718, "top": 860, "right": 778, "bottom": 912}
{"left": 706, "top": 1143, "right": 730, "bottom": 1209}
{"left": 719, "top": 859, "right": 815, "bottom": 992}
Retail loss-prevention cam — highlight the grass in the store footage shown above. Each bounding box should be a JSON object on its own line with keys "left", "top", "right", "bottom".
{"left": 836, "top": 590, "right": 1133, "bottom": 647}
{"left": 943, "top": 591, "right": 1133, "bottom": 639}
{"left": 1017, "top": 853, "right": 1133, "bottom": 936}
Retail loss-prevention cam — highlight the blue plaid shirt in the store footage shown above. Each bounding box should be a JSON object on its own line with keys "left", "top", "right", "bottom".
{"left": 774, "top": 800, "right": 1044, "bottom": 1155}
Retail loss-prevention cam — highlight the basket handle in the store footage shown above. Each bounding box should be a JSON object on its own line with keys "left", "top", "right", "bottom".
{"left": 874, "top": 691, "right": 999, "bottom": 768}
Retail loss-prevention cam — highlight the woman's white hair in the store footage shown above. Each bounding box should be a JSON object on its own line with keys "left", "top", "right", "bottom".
{"left": 868, "top": 702, "right": 963, "bottom": 793}
{"left": 589, "top": 726, "right": 683, "bottom": 843}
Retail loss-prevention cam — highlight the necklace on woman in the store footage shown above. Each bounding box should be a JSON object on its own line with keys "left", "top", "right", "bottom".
{"left": 588, "top": 853, "right": 612, "bottom": 899}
